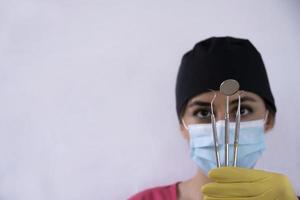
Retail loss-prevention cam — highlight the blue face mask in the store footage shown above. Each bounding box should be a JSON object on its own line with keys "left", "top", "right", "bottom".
{"left": 186, "top": 119, "right": 266, "bottom": 175}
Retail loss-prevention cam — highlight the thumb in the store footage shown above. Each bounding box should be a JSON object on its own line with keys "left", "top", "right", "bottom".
{"left": 208, "top": 167, "right": 271, "bottom": 183}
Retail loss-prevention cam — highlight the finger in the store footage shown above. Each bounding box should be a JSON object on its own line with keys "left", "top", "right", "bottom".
{"left": 203, "top": 190, "right": 277, "bottom": 200}
{"left": 201, "top": 182, "right": 270, "bottom": 197}
{"left": 203, "top": 195, "right": 274, "bottom": 200}
{"left": 208, "top": 167, "right": 271, "bottom": 183}
{"left": 203, "top": 196, "right": 227, "bottom": 200}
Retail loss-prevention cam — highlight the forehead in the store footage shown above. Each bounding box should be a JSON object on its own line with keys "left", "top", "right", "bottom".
{"left": 187, "top": 90, "right": 264, "bottom": 105}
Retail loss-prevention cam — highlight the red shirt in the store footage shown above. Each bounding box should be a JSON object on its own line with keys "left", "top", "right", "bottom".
{"left": 128, "top": 182, "right": 300, "bottom": 200}
{"left": 128, "top": 182, "right": 179, "bottom": 200}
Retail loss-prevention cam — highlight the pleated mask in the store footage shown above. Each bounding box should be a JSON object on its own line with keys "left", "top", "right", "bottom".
{"left": 187, "top": 119, "right": 266, "bottom": 175}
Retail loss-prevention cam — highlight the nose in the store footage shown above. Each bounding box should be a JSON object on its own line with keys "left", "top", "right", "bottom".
{"left": 214, "top": 110, "right": 225, "bottom": 122}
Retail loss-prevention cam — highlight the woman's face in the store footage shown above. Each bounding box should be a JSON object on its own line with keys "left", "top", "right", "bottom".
{"left": 180, "top": 91, "right": 275, "bottom": 139}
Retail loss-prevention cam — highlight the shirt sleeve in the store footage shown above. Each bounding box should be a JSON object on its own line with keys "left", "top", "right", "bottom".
{"left": 128, "top": 182, "right": 179, "bottom": 200}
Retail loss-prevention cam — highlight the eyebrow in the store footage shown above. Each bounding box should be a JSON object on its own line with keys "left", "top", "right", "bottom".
{"left": 187, "top": 96, "right": 256, "bottom": 108}
{"left": 231, "top": 96, "right": 256, "bottom": 105}
{"left": 187, "top": 100, "right": 211, "bottom": 108}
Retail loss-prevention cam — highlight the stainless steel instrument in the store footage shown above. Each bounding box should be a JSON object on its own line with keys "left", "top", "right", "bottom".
{"left": 210, "top": 91, "right": 221, "bottom": 168}
{"left": 217, "top": 79, "right": 240, "bottom": 167}
{"left": 233, "top": 94, "right": 241, "bottom": 167}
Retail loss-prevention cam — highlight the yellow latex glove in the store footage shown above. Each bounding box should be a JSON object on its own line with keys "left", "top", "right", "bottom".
{"left": 201, "top": 167, "right": 297, "bottom": 200}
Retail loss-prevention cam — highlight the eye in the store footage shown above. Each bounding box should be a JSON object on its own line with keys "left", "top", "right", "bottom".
{"left": 193, "top": 109, "right": 212, "bottom": 119}
{"left": 240, "top": 106, "right": 253, "bottom": 116}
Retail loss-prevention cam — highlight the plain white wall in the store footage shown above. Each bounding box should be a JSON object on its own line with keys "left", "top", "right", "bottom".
{"left": 0, "top": 0, "right": 299, "bottom": 199}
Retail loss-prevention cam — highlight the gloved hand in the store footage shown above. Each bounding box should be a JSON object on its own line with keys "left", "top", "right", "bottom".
{"left": 201, "top": 167, "right": 297, "bottom": 200}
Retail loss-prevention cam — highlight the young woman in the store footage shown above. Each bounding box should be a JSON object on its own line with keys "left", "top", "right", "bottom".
{"left": 129, "top": 37, "right": 299, "bottom": 200}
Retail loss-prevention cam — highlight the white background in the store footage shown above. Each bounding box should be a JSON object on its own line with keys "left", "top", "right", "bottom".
{"left": 0, "top": 0, "right": 299, "bottom": 199}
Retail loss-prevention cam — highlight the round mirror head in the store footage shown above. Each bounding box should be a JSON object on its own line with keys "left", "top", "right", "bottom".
{"left": 220, "top": 79, "right": 240, "bottom": 96}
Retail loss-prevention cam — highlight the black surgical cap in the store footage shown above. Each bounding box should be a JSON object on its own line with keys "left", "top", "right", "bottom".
{"left": 175, "top": 36, "right": 276, "bottom": 121}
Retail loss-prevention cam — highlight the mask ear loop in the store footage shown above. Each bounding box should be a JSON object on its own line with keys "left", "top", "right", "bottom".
{"left": 264, "top": 110, "right": 269, "bottom": 124}
{"left": 181, "top": 118, "right": 189, "bottom": 130}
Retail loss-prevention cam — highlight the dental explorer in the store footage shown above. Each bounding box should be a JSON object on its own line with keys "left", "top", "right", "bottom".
{"left": 210, "top": 91, "right": 221, "bottom": 167}
{"left": 233, "top": 93, "right": 241, "bottom": 167}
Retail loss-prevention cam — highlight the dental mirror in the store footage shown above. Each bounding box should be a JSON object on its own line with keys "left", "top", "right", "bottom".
{"left": 220, "top": 79, "right": 240, "bottom": 96}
